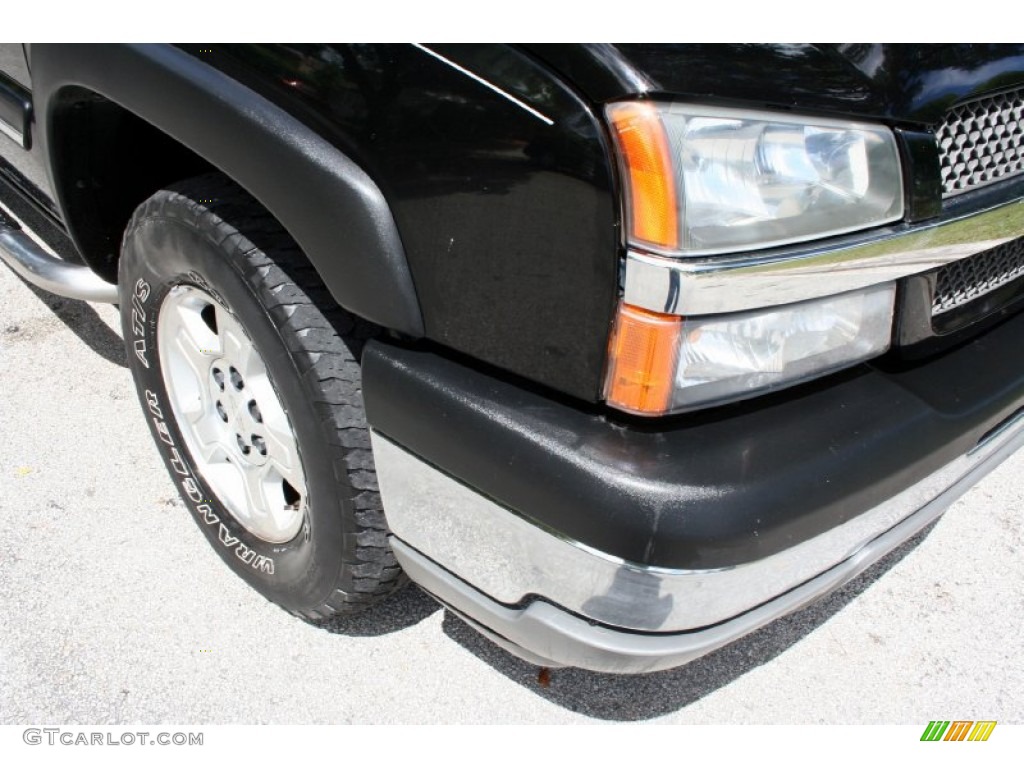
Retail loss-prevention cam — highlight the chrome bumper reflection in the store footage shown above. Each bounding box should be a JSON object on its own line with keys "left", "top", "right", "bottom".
{"left": 372, "top": 411, "right": 1024, "bottom": 634}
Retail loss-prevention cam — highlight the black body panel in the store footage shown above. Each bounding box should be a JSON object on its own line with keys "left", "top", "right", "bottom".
{"left": 364, "top": 309, "right": 1024, "bottom": 571}
{"left": 29, "top": 44, "right": 424, "bottom": 337}
{"left": 191, "top": 44, "right": 621, "bottom": 402}
{"left": 526, "top": 44, "right": 1024, "bottom": 124}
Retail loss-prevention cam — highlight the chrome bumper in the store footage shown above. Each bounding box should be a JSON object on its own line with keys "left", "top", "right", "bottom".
{"left": 373, "top": 410, "right": 1024, "bottom": 673}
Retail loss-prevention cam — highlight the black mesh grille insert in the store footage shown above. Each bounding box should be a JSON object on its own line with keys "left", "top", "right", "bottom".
{"left": 936, "top": 88, "right": 1024, "bottom": 198}
{"left": 933, "top": 237, "right": 1024, "bottom": 315}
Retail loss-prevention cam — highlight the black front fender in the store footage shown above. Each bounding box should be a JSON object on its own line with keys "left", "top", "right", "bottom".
{"left": 30, "top": 43, "right": 424, "bottom": 337}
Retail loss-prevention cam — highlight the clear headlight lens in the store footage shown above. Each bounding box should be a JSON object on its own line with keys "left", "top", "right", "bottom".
{"left": 672, "top": 283, "right": 895, "bottom": 410}
{"left": 605, "top": 284, "right": 896, "bottom": 415}
{"left": 607, "top": 102, "right": 904, "bottom": 255}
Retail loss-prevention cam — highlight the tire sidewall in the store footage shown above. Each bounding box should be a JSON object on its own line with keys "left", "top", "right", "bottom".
{"left": 120, "top": 207, "right": 354, "bottom": 612}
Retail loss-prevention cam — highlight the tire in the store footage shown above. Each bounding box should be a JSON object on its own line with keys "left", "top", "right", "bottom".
{"left": 119, "top": 173, "right": 404, "bottom": 619}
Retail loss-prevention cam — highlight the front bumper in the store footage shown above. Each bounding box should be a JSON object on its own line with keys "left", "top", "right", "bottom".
{"left": 376, "top": 410, "right": 1024, "bottom": 673}
{"left": 364, "top": 301, "right": 1024, "bottom": 672}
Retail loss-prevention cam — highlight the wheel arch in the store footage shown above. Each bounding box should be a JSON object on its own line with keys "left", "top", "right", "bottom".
{"left": 29, "top": 43, "right": 424, "bottom": 337}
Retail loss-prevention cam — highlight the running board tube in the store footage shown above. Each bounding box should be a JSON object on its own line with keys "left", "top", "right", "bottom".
{"left": 0, "top": 215, "right": 118, "bottom": 303}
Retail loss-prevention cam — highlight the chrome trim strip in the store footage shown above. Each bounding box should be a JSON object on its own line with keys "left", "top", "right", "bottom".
{"left": 0, "top": 118, "right": 24, "bottom": 146}
{"left": 411, "top": 44, "right": 554, "bottom": 127}
{"left": 624, "top": 197, "right": 1024, "bottom": 315}
{"left": 0, "top": 224, "right": 119, "bottom": 304}
{"left": 372, "top": 413, "right": 1024, "bottom": 635}
{"left": 971, "top": 407, "right": 1024, "bottom": 456}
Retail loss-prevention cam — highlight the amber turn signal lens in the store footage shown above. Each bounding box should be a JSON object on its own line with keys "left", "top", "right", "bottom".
{"left": 607, "top": 102, "right": 679, "bottom": 250}
{"left": 605, "top": 302, "right": 682, "bottom": 415}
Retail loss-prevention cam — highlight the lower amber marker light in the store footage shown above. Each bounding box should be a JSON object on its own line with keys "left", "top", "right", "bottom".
{"left": 605, "top": 302, "right": 683, "bottom": 415}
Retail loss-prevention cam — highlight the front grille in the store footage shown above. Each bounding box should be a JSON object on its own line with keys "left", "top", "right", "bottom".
{"left": 933, "top": 237, "right": 1024, "bottom": 315}
{"left": 936, "top": 88, "right": 1024, "bottom": 197}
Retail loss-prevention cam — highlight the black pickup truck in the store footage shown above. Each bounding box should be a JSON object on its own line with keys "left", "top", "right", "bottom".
{"left": 1, "top": 44, "right": 1022, "bottom": 673}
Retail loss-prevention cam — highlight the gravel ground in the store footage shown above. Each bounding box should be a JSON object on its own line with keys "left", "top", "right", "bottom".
{"left": 1, "top": 192, "right": 1022, "bottom": 724}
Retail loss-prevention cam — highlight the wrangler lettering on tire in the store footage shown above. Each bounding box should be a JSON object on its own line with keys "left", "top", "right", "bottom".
{"left": 119, "top": 173, "right": 404, "bottom": 619}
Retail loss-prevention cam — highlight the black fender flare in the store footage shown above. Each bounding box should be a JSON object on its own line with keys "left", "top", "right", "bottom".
{"left": 30, "top": 43, "right": 424, "bottom": 337}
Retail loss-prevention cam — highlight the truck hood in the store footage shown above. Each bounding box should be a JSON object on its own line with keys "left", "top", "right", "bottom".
{"left": 523, "top": 44, "right": 1024, "bottom": 125}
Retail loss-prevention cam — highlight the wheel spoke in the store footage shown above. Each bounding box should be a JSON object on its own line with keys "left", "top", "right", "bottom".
{"left": 259, "top": 408, "right": 300, "bottom": 482}
{"left": 239, "top": 463, "right": 269, "bottom": 517}
{"left": 173, "top": 323, "right": 216, "bottom": 383}
{"left": 218, "top": 309, "right": 264, "bottom": 383}
{"left": 170, "top": 293, "right": 219, "bottom": 364}
{"left": 202, "top": 462, "right": 245, "bottom": 513}
{"left": 191, "top": 413, "right": 230, "bottom": 464}
{"left": 269, "top": 454, "right": 305, "bottom": 501}
{"left": 269, "top": 497, "right": 303, "bottom": 534}
{"left": 162, "top": 291, "right": 221, "bottom": 420}
{"left": 257, "top": 461, "right": 305, "bottom": 536}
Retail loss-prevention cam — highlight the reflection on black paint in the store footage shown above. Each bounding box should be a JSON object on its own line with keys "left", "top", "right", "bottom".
{"left": 530, "top": 43, "right": 1024, "bottom": 124}
{"left": 187, "top": 43, "right": 621, "bottom": 402}
{"left": 833, "top": 44, "right": 1024, "bottom": 120}
{"left": 179, "top": 42, "right": 1024, "bottom": 403}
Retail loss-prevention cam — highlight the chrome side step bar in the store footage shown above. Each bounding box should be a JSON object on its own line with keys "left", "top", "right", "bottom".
{"left": 0, "top": 212, "right": 118, "bottom": 303}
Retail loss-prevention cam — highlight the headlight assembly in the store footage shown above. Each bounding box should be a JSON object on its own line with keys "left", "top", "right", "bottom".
{"left": 603, "top": 101, "right": 904, "bottom": 416}
{"left": 607, "top": 102, "right": 904, "bottom": 256}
